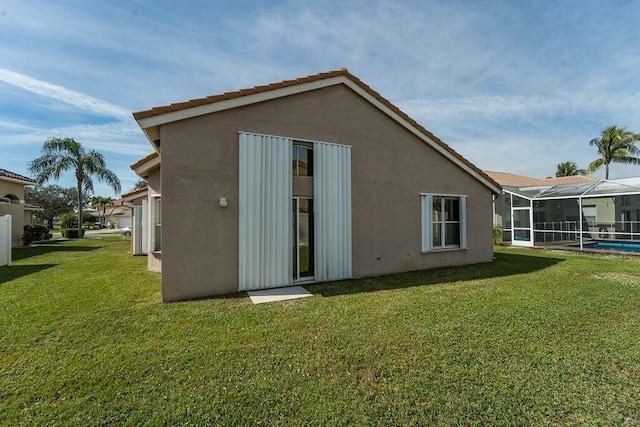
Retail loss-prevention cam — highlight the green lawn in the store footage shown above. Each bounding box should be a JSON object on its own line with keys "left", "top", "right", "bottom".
{"left": 1, "top": 239, "right": 639, "bottom": 425}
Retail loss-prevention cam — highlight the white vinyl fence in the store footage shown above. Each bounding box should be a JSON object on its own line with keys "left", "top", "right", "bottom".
{"left": 0, "top": 215, "right": 11, "bottom": 266}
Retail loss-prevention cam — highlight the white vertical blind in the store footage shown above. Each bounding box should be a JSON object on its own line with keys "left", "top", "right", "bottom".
{"left": 314, "top": 142, "right": 352, "bottom": 281}
{"left": 238, "top": 132, "right": 292, "bottom": 290}
{"left": 421, "top": 194, "right": 433, "bottom": 252}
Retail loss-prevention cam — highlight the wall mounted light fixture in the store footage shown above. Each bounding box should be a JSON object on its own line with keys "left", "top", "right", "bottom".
{"left": 219, "top": 198, "right": 228, "bottom": 208}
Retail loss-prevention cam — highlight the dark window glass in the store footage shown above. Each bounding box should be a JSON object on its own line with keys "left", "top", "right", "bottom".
{"left": 293, "top": 145, "right": 313, "bottom": 177}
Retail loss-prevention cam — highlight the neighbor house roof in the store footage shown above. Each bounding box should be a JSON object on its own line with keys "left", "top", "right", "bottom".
{"left": 121, "top": 186, "right": 148, "bottom": 203}
{"left": 0, "top": 168, "right": 36, "bottom": 185}
{"left": 485, "top": 170, "right": 598, "bottom": 187}
{"left": 130, "top": 152, "right": 160, "bottom": 178}
{"left": 132, "top": 68, "right": 501, "bottom": 194}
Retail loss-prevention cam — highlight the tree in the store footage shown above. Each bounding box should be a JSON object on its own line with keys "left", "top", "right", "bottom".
{"left": 24, "top": 185, "right": 87, "bottom": 226}
{"left": 28, "top": 137, "right": 121, "bottom": 236}
{"left": 555, "top": 161, "right": 587, "bottom": 177}
{"left": 556, "top": 161, "right": 579, "bottom": 177}
{"left": 129, "top": 179, "right": 148, "bottom": 192}
{"left": 90, "top": 196, "right": 114, "bottom": 228}
{"left": 587, "top": 126, "right": 640, "bottom": 179}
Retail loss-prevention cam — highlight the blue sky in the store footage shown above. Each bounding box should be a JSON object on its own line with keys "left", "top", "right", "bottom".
{"left": 2, "top": 0, "right": 640, "bottom": 196}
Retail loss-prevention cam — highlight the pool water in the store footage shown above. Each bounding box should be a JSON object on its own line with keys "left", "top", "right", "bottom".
{"left": 582, "top": 241, "right": 640, "bottom": 253}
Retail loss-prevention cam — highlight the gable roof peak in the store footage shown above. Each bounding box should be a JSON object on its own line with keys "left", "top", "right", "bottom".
{"left": 132, "top": 69, "right": 501, "bottom": 194}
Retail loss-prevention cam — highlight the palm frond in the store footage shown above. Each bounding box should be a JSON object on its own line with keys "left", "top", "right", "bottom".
{"left": 587, "top": 158, "right": 603, "bottom": 173}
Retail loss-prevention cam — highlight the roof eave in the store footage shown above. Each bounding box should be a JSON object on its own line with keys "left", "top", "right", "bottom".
{"left": 133, "top": 72, "right": 501, "bottom": 195}
{"left": 0, "top": 176, "right": 36, "bottom": 186}
{"left": 131, "top": 157, "right": 160, "bottom": 179}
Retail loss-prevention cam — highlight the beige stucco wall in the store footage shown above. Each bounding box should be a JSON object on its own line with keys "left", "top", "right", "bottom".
{"left": 146, "top": 167, "right": 162, "bottom": 273}
{"left": 158, "top": 84, "right": 495, "bottom": 301}
{"left": 0, "top": 180, "right": 28, "bottom": 247}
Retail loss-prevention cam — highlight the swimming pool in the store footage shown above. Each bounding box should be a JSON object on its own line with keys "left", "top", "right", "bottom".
{"left": 582, "top": 241, "right": 640, "bottom": 253}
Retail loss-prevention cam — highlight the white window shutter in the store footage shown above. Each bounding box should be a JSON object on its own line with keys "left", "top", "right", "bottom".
{"left": 314, "top": 142, "right": 352, "bottom": 281}
{"left": 238, "top": 132, "right": 293, "bottom": 291}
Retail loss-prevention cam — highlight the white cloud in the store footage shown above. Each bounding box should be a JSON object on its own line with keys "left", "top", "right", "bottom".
{"left": 0, "top": 120, "right": 148, "bottom": 157}
{"left": 399, "top": 91, "right": 640, "bottom": 121}
{"left": 0, "top": 69, "right": 130, "bottom": 118}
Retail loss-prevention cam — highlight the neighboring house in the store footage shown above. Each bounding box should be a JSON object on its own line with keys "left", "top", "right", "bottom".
{"left": 130, "top": 68, "right": 502, "bottom": 302}
{"left": 122, "top": 185, "right": 151, "bottom": 257}
{"left": 0, "top": 168, "right": 41, "bottom": 247}
{"left": 87, "top": 200, "right": 134, "bottom": 229}
{"left": 488, "top": 170, "right": 640, "bottom": 247}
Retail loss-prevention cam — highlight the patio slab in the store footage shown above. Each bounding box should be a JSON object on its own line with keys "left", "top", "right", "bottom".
{"left": 247, "top": 286, "right": 312, "bottom": 304}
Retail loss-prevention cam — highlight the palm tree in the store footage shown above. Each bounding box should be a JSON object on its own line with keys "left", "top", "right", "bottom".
{"left": 28, "top": 137, "right": 121, "bottom": 236}
{"left": 587, "top": 126, "right": 640, "bottom": 179}
{"left": 91, "top": 196, "right": 114, "bottom": 228}
{"left": 129, "top": 178, "right": 148, "bottom": 192}
{"left": 556, "top": 161, "right": 580, "bottom": 177}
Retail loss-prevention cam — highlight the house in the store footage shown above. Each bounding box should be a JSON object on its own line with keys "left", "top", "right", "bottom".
{"left": 130, "top": 68, "right": 502, "bottom": 302}
{"left": 121, "top": 185, "right": 152, "bottom": 257}
{"left": 86, "top": 199, "right": 135, "bottom": 229}
{"left": 0, "top": 168, "right": 40, "bottom": 247}
{"left": 488, "top": 170, "right": 640, "bottom": 247}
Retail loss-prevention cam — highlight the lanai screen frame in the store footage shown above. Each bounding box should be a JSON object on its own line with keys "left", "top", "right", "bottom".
{"left": 501, "top": 178, "right": 640, "bottom": 250}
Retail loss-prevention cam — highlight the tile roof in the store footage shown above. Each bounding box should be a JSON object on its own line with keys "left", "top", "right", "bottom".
{"left": 132, "top": 68, "right": 501, "bottom": 193}
{"left": 543, "top": 175, "right": 598, "bottom": 185}
{"left": 130, "top": 152, "right": 159, "bottom": 169}
{"left": 0, "top": 168, "right": 36, "bottom": 183}
{"left": 485, "top": 170, "right": 598, "bottom": 187}
{"left": 132, "top": 69, "right": 353, "bottom": 121}
{"left": 484, "top": 171, "right": 544, "bottom": 187}
{"left": 121, "top": 186, "right": 148, "bottom": 200}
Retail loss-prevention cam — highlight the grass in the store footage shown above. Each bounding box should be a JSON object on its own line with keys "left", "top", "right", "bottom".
{"left": 1, "top": 239, "right": 640, "bottom": 425}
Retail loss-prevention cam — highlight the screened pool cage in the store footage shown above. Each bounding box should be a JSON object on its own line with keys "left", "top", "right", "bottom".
{"left": 494, "top": 178, "right": 640, "bottom": 249}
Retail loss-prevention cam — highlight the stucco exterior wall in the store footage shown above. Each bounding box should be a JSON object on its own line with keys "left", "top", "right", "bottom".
{"left": 0, "top": 180, "right": 28, "bottom": 247}
{"left": 159, "top": 85, "right": 494, "bottom": 301}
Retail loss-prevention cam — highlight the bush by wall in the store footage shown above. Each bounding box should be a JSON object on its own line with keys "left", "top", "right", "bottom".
{"left": 22, "top": 225, "right": 52, "bottom": 246}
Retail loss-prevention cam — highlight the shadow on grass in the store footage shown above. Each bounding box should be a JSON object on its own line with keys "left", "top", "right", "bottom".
{"left": 12, "top": 243, "right": 103, "bottom": 261}
{"left": 0, "top": 264, "right": 57, "bottom": 284}
{"left": 309, "top": 251, "right": 565, "bottom": 298}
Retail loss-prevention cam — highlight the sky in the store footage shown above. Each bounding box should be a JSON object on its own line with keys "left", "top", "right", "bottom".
{"left": 1, "top": 0, "right": 640, "bottom": 197}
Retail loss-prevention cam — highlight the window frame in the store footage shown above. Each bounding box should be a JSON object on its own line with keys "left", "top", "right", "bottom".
{"left": 150, "top": 194, "right": 161, "bottom": 253}
{"left": 292, "top": 142, "right": 313, "bottom": 177}
{"left": 421, "top": 193, "right": 467, "bottom": 252}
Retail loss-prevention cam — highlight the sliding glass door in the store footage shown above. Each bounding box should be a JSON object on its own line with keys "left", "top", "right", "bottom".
{"left": 292, "top": 197, "right": 314, "bottom": 281}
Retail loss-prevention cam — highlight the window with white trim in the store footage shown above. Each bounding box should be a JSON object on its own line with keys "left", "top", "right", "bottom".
{"left": 421, "top": 194, "right": 467, "bottom": 252}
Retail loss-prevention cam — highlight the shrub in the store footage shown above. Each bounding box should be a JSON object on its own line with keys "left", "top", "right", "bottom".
{"left": 61, "top": 229, "right": 85, "bottom": 238}
{"left": 60, "top": 211, "right": 77, "bottom": 229}
{"left": 22, "top": 225, "right": 51, "bottom": 246}
{"left": 493, "top": 224, "right": 504, "bottom": 245}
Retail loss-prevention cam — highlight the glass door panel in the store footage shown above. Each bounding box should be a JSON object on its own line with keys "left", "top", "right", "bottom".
{"left": 293, "top": 197, "right": 314, "bottom": 281}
